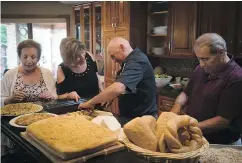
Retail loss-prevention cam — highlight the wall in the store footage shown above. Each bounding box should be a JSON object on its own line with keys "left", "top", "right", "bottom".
{"left": 1, "top": 1, "right": 75, "bottom": 37}
{"left": 159, "top": 58, "right": 199, "bottom": 78}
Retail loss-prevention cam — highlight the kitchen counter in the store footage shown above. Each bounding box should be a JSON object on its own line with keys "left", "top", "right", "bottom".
{"left": 0, "top": 100, "right": 146, "bottom": 163}
{"left": 156, "top": 85, "right": 183, "bottom": 99}
{"left": 2, "top": 100, "right": 241, "bottom": 163}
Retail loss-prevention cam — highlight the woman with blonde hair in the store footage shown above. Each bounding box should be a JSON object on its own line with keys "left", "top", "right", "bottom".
{"left": 57, "top": 37, "right": 103, "bottom": 101}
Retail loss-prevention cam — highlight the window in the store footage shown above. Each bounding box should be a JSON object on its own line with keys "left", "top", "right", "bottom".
{"left": 32, "top": 23, "right": 67, "bottom": 78}
{"left": 1, "top": 17, "right": 69, "bottom": 79}
{"left": 0, "top": 23, "right": 29, "bottom": 78}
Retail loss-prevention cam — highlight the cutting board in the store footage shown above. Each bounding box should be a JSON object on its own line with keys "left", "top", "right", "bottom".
{"left": 21, "top": 132, "right": 125, "bottom": 163}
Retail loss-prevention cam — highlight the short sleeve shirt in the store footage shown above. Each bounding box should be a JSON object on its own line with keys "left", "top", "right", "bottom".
{"left": 116, "top": 48, "right": 157, "bottom": 118}
{"left": 184, "top": 57, "right": 242, "bottom": 144}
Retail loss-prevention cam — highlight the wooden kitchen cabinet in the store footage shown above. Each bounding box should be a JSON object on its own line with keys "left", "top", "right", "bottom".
{"left": 103, "top": 31, "right": 116, "bottom": 83}
{"left": 115, "top": 1, "right": 130, "bottom": 31}
{"left": 157, "top": 95, "right": 175, "bottom": 115}
{"left": 236, "top": 2, "right": 242, "bottom": 56}
{"left": 92, "top": 2, "right": 102, "bottom": 56}
{"left": 103, "top": 1, "right": 129, "bottom": 32}
{"left": 168, "top": 1, "right": 197, "bottom": 56}
{"left": 103, "top": 1, "right": 116, "bottom": 32}
{"left": 103, "top": 1, "right": 147, "bottom": 114}
{"left": 74, "top": 2, "right": 104, "bottom": 73}
{"left": 103, "top": 1, "right": 146, "bottom": 84}
{"left": 80, "top": 3, "right": 92, "bottom": 52}
{"left": 197, "top": 1, "right": 242, "bottom": 56}
{"left": 147, "top": 1, "right": 197, "bottom": 59}
{"left": 197, "top": 2, "right": 237, "bottom": 54}
{"left": 74, "top": 2, "right": 103, "bottom": 54}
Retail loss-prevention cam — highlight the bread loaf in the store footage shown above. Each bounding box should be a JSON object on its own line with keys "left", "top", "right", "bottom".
{"left": 189, "top": 126, "right": 203, "bottom": 137}
{"left": 166, "top": 115, "right": 191, "bottom": 139}
{"left": 124, "top": 117, "right": 158, "bottom": 151}
{"left": 178, "top": 128, "right": 191, "bottom": 143}
{"left": 164, "top": 129, "right": 183, "bottom": 149}
{"left": 155, "top": 112, "right": 177, "bottom": 140}
{"left": 140, "top": 115, "right": 156, "bottom": 131}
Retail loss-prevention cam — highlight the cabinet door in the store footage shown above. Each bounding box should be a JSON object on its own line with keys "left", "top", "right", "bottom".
{"left": 92, "top": 2, "right": 104, "bottom": 74}
{"left": 103, "top": 31, "right": 116, "bottom": 83}
{"left": 104, "top": 81, "right": 120, "bottom": 115}
{"left": 236, "top": 2, "right": 242, "bottom": 56}
{"left": 103, "top": 1, "right": 116, "bottom": 31}
{"left": 220, "top": 2, "right": 237, "bottom": 54}
{"left": 114, "top": 30, "right": 130, "bottom": 75}
{"left": 168, "top": 2, "right": 197, "bottom": 56}
{"left": 74, "top": 8, "right": 81, "bottom": 40}
{"left": 115, "top": 1, "right": 130, "bottom": 31}
{"left": 197, "top": 2, "right": 237, "bottom": 54}
{"left": 197, "top": 2, "right": 222, "bottom": 35}
{"left": 80, "top": 4, "right": 92, "bottom": 52}
{"left": 92, "top": 2, "right": 102, "bottom": 55}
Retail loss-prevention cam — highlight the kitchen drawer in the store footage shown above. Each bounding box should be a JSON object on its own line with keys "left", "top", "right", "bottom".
{"left": 162, "top": 99, "right": 175, "bottom": 107}
{"left": 159, "top": 105, "right": 173, "bottom": 112}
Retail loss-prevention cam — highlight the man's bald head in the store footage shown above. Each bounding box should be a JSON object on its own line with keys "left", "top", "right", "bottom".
{"left": 194, "top": 33, "right": 227, "bottom": 55}
{"left": 107, "top": 37, "right": 133, "bottom": 64}
{"left": 107, "top": 37, "right": 131, "bottom": 50}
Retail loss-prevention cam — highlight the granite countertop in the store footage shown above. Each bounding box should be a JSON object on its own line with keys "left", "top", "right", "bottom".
{"left": 156, "top": 85, "right": 183, "bottom": 99}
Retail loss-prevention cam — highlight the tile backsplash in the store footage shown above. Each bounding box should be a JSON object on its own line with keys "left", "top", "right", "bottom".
{"left": 159, "top": 58, "right": 199, "bottom": 78}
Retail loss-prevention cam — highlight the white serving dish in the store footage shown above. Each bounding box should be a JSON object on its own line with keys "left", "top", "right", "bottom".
{"left": 9, "top": 113, "right": 58, "bottom": 128}
{"left": 153, "top": 26, "right": 167, "bottom": 34}
{"left": 155, "top": 76, "right": 172, "bottom": 88}
{"left": 152, "top": 47, "right": 165, "bottom": 55}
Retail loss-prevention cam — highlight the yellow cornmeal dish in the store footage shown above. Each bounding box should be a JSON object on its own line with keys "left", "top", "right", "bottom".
{"left": 66, "top": 110, "right": 93, "bottom": 120}
{"left": 26, "top": 116, "right": 118, "bottom": 159}
{"left": 15, "top": 113, "right": 55, "bottom": 126}
{"left": 1, "top": 103, "right": 43, "bottom": 116}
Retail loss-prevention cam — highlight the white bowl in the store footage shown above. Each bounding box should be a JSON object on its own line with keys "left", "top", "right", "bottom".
{"left": 155, "top": 76, "right": 172, "bottom": 88}
{"left": 152, "top": 47, "right": 165, "bottom": 55}
{"left": 153, "top": 26, "right": 167, "bottom": 35}
{"left": 169, "top": 83, "right": 183, "bottom": 90}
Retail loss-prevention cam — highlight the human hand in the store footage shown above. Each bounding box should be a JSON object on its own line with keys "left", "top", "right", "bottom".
{"left": 39, "top": 91, "right": 56, "bottom": 100}
{"left": 10, "top": 91, "right": 26, "bottom": 103}
{"left": 67, "top": 91, "right": 80, "bottom": 102}
{"left": 78, "top": 100, "right": 95, "bottom": 112}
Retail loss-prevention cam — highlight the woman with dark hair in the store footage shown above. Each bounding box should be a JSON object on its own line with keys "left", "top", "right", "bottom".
{"left": 1, "top": 39, "right": 57, "bottom": 106}
{"left": 1, "top": 39, "right": 57, "bottom": 156}
{"left": 57, "top": 37, "right": 103, "bottom": 101}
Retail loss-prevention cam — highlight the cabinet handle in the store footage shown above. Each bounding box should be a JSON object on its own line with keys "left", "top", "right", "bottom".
{"left": 114, "top": 17, "right": 118, "bottom": 27}
{"left": 168, "top": 41, "right": 171, "bottom": 51}
{"left": 114, "top": 23, "right": 117, "bottom": 28}
{"left": 111, "top": 23, "right": 114, "bottom": 27}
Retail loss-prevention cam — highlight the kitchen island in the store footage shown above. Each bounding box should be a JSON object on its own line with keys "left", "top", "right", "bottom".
{"left": 1, "top": 100, "right": 144, "bottom": 163}
{"left": 1, "top": 100, "right": 241, "bottom": 163}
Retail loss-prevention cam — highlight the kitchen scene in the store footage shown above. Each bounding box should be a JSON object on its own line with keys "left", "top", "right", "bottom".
{"left": 1, "top": 1, "right": 242, "bottom": 163}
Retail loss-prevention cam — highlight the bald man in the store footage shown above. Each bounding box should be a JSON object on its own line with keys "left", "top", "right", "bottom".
{"left": 171, "top": 33, "right": 242, "bottom": 144}
{"left": 79, "top": 37, "right": 158, "bottom": 120}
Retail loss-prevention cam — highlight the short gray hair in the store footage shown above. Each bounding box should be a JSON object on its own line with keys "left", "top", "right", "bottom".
{"left": 194, "top": 33, "right": 227, "bottom": 55}
{"left": 60, "top": 37, "right": 85, "bottom": 65}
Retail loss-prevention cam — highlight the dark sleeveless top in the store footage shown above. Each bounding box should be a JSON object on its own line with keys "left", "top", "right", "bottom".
{"left": 56, "top": 53, "right": 99, "bottom": 99}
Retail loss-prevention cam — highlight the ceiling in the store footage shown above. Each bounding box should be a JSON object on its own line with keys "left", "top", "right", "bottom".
{"left": 59, "top": 1, "right": 89, "bottom": 5}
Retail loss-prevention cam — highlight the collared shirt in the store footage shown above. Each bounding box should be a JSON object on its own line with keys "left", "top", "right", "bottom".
{"left": 184, "top": 56, "right": 242, "bottom": 144}
{"left": 116, "top": 48, "right": 157, "bottom": 119}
